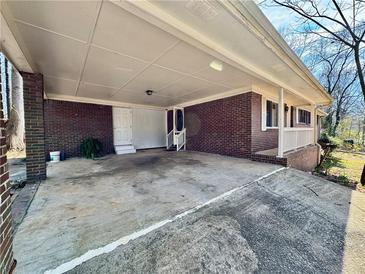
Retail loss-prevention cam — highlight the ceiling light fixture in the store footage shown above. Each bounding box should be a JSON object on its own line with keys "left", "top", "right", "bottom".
{"left": 209, "top": 60, "right": 223, "bottom": 71}
{"left": 145, "top": 90, "right": 153, "bottom": 96}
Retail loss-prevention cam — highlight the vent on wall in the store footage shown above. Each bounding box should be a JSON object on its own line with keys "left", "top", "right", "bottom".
{"left": 185, "top": 0, "right": 219, "bottom": 20}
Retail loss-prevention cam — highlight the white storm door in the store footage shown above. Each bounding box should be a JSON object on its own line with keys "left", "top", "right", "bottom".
{"left": 113, "top": 107, "right": 132, "bottom": 145}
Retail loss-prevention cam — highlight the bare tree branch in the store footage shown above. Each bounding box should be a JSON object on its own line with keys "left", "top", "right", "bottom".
{"left": 266, "top": 0, "right": 365, "bottom": 103}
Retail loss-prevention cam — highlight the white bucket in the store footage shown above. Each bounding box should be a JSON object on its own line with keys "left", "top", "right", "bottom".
{"left": 50, "top": 151, "right": 61, "bottom": 162}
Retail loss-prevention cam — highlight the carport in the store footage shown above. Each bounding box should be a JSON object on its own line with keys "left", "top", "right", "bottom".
{"left": 1, "top": 0, "right": 332, "bottom": 182}
{"left": 0, "top": 1, "right": 336, "bottom": 274}
{"left": 13, "top": 150, "right": 281, "bottom": 273}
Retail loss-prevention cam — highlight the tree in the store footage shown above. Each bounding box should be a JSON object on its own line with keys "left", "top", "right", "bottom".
{"left": 277, "top": 26, "right": 360, "bottom": 135}
{"left": 268, "top": 0, "right": 365, "bottom": 103}
{"left": 0, "top": 54, "right": 25, "bottom": 151}
{"left": 315, "top": 41, "right": 358, "bottom": 135}
{"left": 8, "top": 67, "right": 25, "bottom": 151}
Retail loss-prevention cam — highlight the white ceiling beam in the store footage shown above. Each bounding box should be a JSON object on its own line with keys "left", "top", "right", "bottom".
{"left": 74, "top": 0, "right": 103, "bottom": 96}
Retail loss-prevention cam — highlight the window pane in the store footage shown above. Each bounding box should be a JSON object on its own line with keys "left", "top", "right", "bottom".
{"left": 298, "top": 109, "right": 310, "bottom": 124}
{"left": 272, "top": 102, "right": 278, "bottom": 127}
{"left": 266, "top": 100, "right": 278, "bottom": 127}
{"left": 266, "top": 100, "right": 272, "bottom": 127}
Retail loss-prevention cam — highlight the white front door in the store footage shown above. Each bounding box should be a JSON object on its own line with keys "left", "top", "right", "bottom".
{"left": 113, "top": 107, "right": 132, "bottom": 145}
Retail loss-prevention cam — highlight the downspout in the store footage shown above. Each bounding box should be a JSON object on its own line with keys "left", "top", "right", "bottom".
{"left": 314, "top": 104, "right": 324, "bottom": 165}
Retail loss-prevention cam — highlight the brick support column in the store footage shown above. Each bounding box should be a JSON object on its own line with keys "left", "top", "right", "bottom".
{"left": 0, "top": 68, "right": 15, "bottom": 274}
{"left": 21, "top": 72, "right": 46, "bottom": 182}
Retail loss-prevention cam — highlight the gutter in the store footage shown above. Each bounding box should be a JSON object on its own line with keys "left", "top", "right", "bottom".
{"left": 316, "top": 108, "right": 328, "bottom": 117}
{"left": 314, "top": 104, "right": 325, "bottom": 164}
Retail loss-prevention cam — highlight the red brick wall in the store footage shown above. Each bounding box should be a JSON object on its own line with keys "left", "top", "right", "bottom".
{"left": 250, "top": 93, "right": 278, "bottom": 153}
{"left": 44, "top": 100, "right": 113, "bottom": 158}
{"left": 185, "top": 93, "right": 252, "bottom": 157}
{"left": 0, "top": 70, "right": 15, "bottom": 274}
{"left": 184, "top": 92, "right": 279, "bottom": 158}
{"left": 251, "top": 145, "right": 319, "bottom": 171}
{"left": 21, "top": 72, "right": 47, "bottom": 182}
{"left": 286, "top": 145, "right": 319, "bottom": 171}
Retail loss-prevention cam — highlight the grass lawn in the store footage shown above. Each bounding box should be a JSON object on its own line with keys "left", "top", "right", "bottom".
{"left": 330, "top": 151, "right": 365, "bottom": 183}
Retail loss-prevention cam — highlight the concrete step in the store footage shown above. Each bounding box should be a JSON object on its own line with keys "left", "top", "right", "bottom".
{"left": 166, "top": 145, "right": 177, "bottom": 151}
{"left": 114, "top": 145, "right": 136, "bottom": 155}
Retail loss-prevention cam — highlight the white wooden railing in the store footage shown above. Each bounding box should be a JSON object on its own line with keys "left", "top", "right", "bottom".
{"left": 283, "top": 127, "right": 314, "bottom": 153}
{"left": 166, "top": 130, "right": 174, "bottom": 150}
{"left": 175, "top": 128, "right": 186, "bottom": 151}
{"left": 166, "top": 128, "right": 186, "bottom": 151}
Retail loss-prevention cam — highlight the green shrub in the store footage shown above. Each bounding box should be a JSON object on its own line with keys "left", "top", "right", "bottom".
{"left": 80, "top": 138, "right": 102, "bottom": 159}
{"left": 328, "top": 136, "right": 343, "bottom": 147}
{"left": 352, "top": 144, "right": 364, "bottom": 152}
{"left": 319, "top": 154, "right": 343, "bottom": 175}
{"left": 319, "top": 132, "right": 331, "bottom": 144}
{"left": 317, "top": 132, "right": 344, "bottom": 175}
{"left": 337, "top": 174, "right": 350, "bottom": 185}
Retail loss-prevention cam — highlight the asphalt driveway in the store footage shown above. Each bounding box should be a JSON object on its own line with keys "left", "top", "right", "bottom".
{"left": 66, "top": 168, "right": 365, "bottom": 274}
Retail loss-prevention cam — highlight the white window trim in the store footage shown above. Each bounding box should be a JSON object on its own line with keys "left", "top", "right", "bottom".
{"left": 262, "top": 96, "right": 279, "bottom": 131}
{"left": 261, "top": 96, "right": 267, "bottom": 131}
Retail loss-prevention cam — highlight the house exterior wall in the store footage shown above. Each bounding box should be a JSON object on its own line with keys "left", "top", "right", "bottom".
{"left": 250, "top": 93, "right": 278, "bottom": 153}
{"left": 184, "top": 91, "right": 318, "bottom": 172}
{"left": 44, "top": 100, "right": 113, "bottom": 158}
{"left": 185, "top": 93, "right": 252, "bottom": 157}
{"left": 184, "top": 92, "right": 278, "bottom": 158}
{"left": 21, "top": 72, "right": 47, "bottom": 182}
{"left": 0, "top": 71, "right": 15, "bottom": 274}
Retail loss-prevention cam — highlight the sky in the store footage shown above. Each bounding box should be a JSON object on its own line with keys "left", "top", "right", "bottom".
{"left": 259, "top": 3, "right": 295, "bottom": 30}
{"left": 258, "top": 1, "right": 365, "bottom": 114}
{"left": 259, "top": 0, "right": 365, "bottom": 36}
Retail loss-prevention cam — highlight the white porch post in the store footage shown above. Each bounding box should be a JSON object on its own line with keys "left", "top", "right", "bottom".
{"left": 310, "top": 104, "right": 315, "bottom": 143}
{"left": 278, "top": 87, "right": 284, "bottom": 157}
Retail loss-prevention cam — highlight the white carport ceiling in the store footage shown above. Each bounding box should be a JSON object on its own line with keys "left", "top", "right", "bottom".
{"left": 2, "top": 0, "right": 268, "bottom": 107}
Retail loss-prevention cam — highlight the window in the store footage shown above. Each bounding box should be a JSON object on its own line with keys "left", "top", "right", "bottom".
{"left": 266, "top": 100, "right": 278, "bottom": 127}
{"left": 0, "top": 53, "right": 10, "bottom": 120}
{"left": 298, "top": 109, "right": 311, "bottom": 124}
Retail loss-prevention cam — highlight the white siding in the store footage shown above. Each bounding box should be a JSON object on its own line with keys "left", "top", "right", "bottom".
{"left": 132, "top": 108, "right": 166, "bottom": 149}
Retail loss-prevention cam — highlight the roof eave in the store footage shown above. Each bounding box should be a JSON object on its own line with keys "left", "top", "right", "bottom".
{"left": 227, "top": 0, "right": 332, "bottom": 105}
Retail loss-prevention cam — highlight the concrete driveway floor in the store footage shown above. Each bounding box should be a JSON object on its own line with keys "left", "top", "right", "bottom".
{"left": 68, "top": 168, "right": 365, "bottom": 274}
{"left": 13, "top": 150, "right": 280, "bottom": 274}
